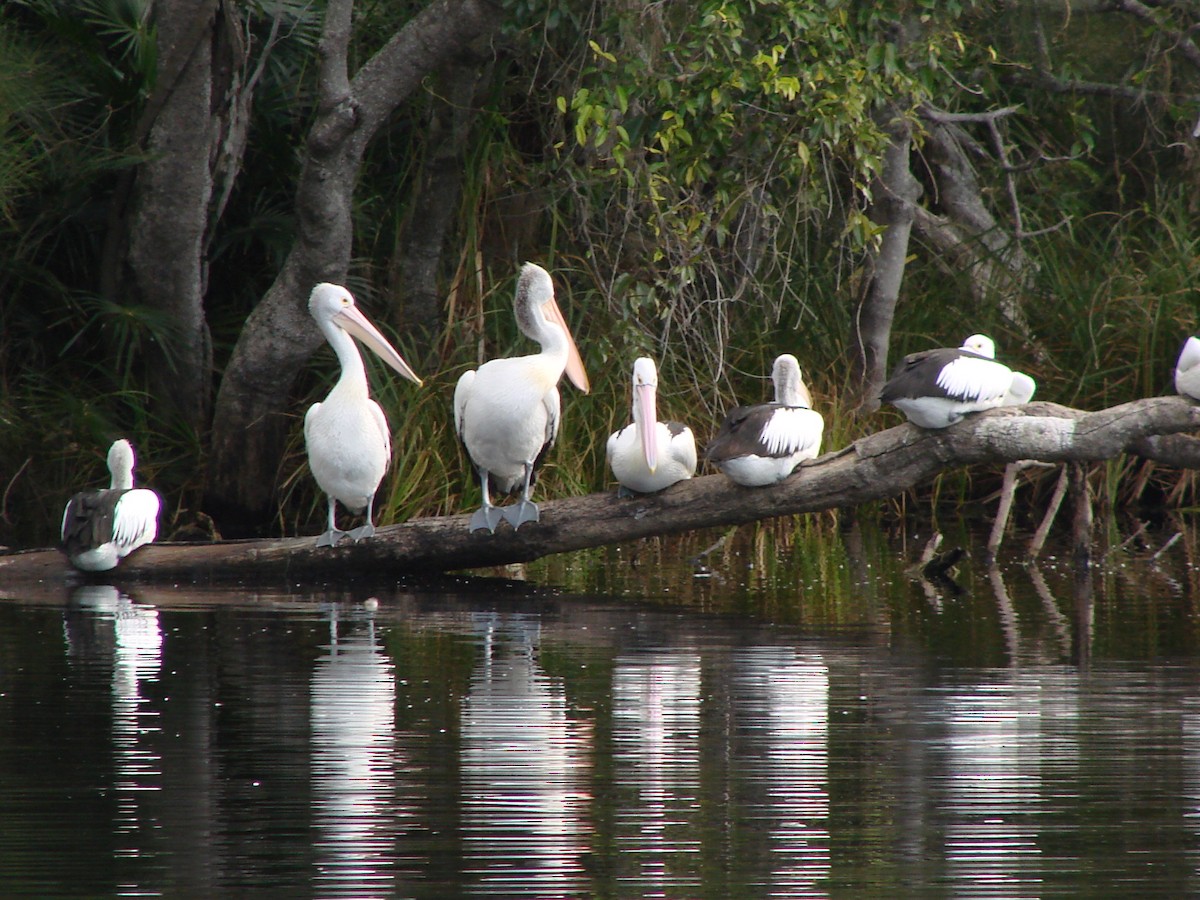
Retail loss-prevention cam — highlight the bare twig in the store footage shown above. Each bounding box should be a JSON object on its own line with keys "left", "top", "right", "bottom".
{"left": 1152, "top": 532, "right": 1183, "bottom": 561}
{"left": 1027, "top": 464, "right": 1070, "bottom": 560}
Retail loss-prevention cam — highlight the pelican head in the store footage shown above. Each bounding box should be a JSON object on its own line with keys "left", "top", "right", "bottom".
{"left": 515, "top": 263, "right": 590, "bottom": 393}
{"left": 772, "top": 354, "right": 812, "bottom": 408}
{"left": 961, "top": 334, "right": 996, "bottom": 359}
{"left": 309, "top": 283, "right": 422, "bottom": 386}
{"left": 631, "top": 357, "right": 659, "bottom": 471}
{"left": 107, "top": 438, "right": 137, "bottom": 490}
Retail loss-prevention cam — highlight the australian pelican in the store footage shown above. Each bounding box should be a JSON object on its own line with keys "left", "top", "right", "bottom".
{"left": 606, "top": 357, "right": 697, "bottom": 496}
{"left": 61, "top": 439, "right": 161, "bottom": 572}
{"left": 1175, "top": 335, "right": 1200, "bottom": 401}
{"left": 880, "top": 333, "right": 1035, "bottom": 429}
{"left": 454, "top": 262, "right": 590, "bottom": 532}
{"left": 304, "top": 282, "right": 423, "bottom": 548}
{"left": 705, "top": 354, "right": 825, "bottom": 487}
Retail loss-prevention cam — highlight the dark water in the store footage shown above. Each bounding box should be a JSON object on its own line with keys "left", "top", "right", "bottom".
{"left": 3, "top": 523, "right": 1200, "bottom": 898}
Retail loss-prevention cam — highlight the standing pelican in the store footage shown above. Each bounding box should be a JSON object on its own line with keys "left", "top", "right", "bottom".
{"left": 1175, "top": 335, "right": 1200, "bottom": 401}
{"left": 607, "top": 357, "right": 697, "bottom": 496}
{"left": 305, "top": 283, "right": 423, "bottom": 547}
{"left": 61, "top": 439, "right": 161, "bottom": 571}
{"left": 879, "top": 333, "right": 1028, "bottom": 429}
{"left": 454, "top": 263, "right": 590, "bottom": 533}
{"left": 705, "top": 354, "right": 825, "bottom": 487}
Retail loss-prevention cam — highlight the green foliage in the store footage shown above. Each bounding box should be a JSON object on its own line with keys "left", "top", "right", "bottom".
{"left": 549, "top": 0, "right": 981, "bottom": 423}
{"left": 3, "top": 0, "right": 1200, "bottom": 548}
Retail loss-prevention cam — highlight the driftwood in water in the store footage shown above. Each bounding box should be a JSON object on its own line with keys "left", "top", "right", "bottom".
{"left": 3, "top": 396, "right": 1199, "bottom": 586}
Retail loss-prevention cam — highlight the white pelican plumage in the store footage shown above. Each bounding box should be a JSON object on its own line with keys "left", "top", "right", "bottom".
{"left": 304, "top": 283, "right": 422, "bottom": 547}
{"left": 880, "top": 333, "right": 1034, "bottom": 429}
{"left": 1175, "top": 335, "right": 1200, "bottom": 401}
{"left": 1004, "top": 371, "right": 1038, "bottom": 406}
{"left": 61, "top": 439, "right": 161, "bottom": 571}
{"left": 705, "top": 354, "right": 825, "bottom": 487}
{"left": 606, "top": 357, "right": 697, "bottom": 496}
{"left": 454, "top": 262, "right": 590, "bottom": 533}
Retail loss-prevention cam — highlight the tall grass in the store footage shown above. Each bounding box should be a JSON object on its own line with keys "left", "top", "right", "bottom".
{"left": 7, "top": 176, "right": 1198, "bottom": 550}
{"left": 5, "top": 0, "right": 1200, "bottom": 549}
{"left": 19, "top": 186, "right": 1200, "bottom": 549}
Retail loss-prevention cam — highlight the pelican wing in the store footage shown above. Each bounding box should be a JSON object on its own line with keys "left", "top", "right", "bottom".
{"left": 1178, "top": 335, "right": 1200, "bottom": 372}
{"left": 453, "top": 369, "right": 476, "bottom": 440}
{"left": 606, "top": 425, "right": 630, "bottom": 465}
{"left": 61, "top": 491, "right": 104, "bottom": 549}
{"left": 542, "top": 385, "right": 562, "bottom": 450}
{"left": 880, "top": 350, "right": 943, "bottom": 402}
{"left": 935, "top": 356, "right": 1013, "bottom": 403}
{"left": 1178, "top": 336, "right": 1200, "bottom": 399}
{"left": 704, "top": 404, "right": 757, "bottom": 462}
{"left": 303, "top": 401, "right": 322, "bottom": 441}
{"left": 665, "top": 422, "right": 699, "bottom": 475}
{"left": 367, "top": 399, "right": 392, "bottom": 461}
{"left": 61, "top": 494, "right": 80, "bottom": 544}
{"left": 759, "top": 406, "right": 824, "bottom": 458}
{"left": 111, "top": 488, "right": 160, "bottom": 553}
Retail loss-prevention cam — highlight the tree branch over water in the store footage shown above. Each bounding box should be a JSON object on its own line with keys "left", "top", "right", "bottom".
{"left": 4, "top": 397, "right": 1199, "bottom": 585}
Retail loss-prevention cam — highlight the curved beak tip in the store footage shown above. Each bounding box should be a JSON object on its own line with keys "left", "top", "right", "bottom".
{"left": 337, "top": 307, "right": 422, "bottom": 386}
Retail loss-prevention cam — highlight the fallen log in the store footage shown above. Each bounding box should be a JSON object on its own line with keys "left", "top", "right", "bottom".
{"left": 3, "top": 396, "right": 1198, "bottom": 585}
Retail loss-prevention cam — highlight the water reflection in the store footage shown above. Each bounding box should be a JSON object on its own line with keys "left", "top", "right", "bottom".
{"left": 310, "top": 605, "right": 401, "bottom": 899}
{"left": 66, "top": 585, "right": 164, "bottom": 894}
{"left": 460, "top": 614, "right": 589, "bottom": 895}
{"left": 6, "top": 525, "right": 1200, "bottom": 897}
{"left": 937, "top": 673, "right": 1080, "bottom": 897}
{"left": 612, "top": 650, "right": 703, "bottom": 891}
{"left": 733, "top": 647, "right": 830, "bottom": 896}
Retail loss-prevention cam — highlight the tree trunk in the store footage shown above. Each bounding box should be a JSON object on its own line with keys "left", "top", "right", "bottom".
{"left": 124, "top": 0, "right": 232, "bottom": 433}
{"left": 205, "top": 0, "right": 503, "bottom": 536}
{"left": 11, "top": 397, "right": 1199, "bottom": 584}
{"left": 912, "top": 116, "right": 1039, "bottom": 347}
{"left": 849, "top": 107, "right": 920, "bottom": 413}
{"left": 391, "top": 51, "right": 490, "bottom": 342}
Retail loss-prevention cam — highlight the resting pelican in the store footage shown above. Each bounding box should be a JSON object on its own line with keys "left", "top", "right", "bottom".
{"left": 305, "top": 283, "right": 422, "bottom": 547}
{"left": 705, "top": 354, "right": 825, "bottom": 487}
{"left": 1175, "top": 335, "right": 1200, "bottom": 401}
{"left": 61, "top": 439, "right": 161, "bottom": 571}
{"left": 454, "top": 262, "right": 590, "bottom": 533}
{"left": 607, "top": 357, "right": 697, "bottom": 496}
{"left": 879, "top": 333, "right": 1029, "bottom": 429}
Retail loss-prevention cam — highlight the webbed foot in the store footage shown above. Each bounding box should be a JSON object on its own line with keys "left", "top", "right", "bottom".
{"left": 502, "top": 499, "right": 540, "bottom": 530}
{"left": 315, "top": 529, "right": 349, "bottom": 548}
{"left": 469, "top": 506, "right": 504, "bottom": 534}
{"left": 616, "top": 484, "right": 636, "bottom": 499}
{"left": 348, "top": 523, "right": 376, "bottom": 542}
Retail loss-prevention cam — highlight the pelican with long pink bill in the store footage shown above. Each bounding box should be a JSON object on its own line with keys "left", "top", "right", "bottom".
{"left": 607, "top": 357, "right": 697, "bottom": 496}
{"left": 454, "top": 262, "right": 590, "bottom": 532}
{"left": 304, "top": 282, "right": 423, "bottom": 547}
{"left": 61, "top": 439, "right": 161, "bottom": 571}
{"left": 705, "top": 354, "right": 825, "bottom": 487}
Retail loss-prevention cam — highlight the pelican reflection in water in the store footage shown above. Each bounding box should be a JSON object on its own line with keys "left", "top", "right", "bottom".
{"left": 311, "top": 604, "right": 400, "bottom": 896}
